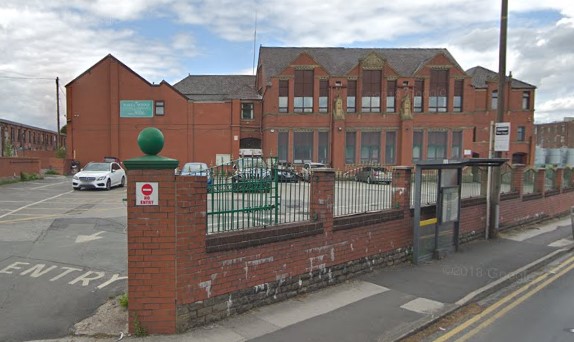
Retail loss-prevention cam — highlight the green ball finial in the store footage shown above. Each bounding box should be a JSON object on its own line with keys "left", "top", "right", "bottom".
{"left": 137, "top": 127, "right": 164, "bottom": 155}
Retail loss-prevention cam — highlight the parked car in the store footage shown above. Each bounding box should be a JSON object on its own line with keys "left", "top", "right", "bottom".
{"left": 355, "top": 166, "right": 392, "bottom": 184}
{"left": 180, "top": 162, "right": 212, "bottom": 187}
{"left": 301, "top": 162, "right": 326, "bottom": 182}
{"left": 275, "top": 162, "right": 299, "bottom": 183}
{"left": 232, "top": 157, "right": 271, "bottom": 192}
{"left": 72, "top": 161, "right": 126, "bottom": 190}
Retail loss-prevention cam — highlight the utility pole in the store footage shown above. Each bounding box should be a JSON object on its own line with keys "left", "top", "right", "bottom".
{"left": 489, "top": 0, "right": 508, "bottom": 238}
{"left": 56, "top": 77, "right": 61, "bottom": 149}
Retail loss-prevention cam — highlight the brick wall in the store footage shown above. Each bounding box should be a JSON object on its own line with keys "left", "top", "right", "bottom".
{"left": 0, "top": 157, "right": 40, "bottom": 178}
{"left": 126, "top": 165, "right": 574, "bottom": 335}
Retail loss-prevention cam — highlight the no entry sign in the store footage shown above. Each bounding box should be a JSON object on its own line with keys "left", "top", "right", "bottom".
{"left": 136, "top": 182, "right": 158, "bottom": 206}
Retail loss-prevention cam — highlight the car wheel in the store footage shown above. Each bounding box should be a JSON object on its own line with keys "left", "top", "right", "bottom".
{"left": 106, "top": 179, "right": 111, "bottom": 191}
{"left": 73, "top": 187, "right": 80, "bottom": 191}
{"left": 120, "top": 176, "right": 126, "bottom": 187}
{"left": 354, "top": 175, "right": 359, "bottom": 182}
{"left": 367, "top": 176, "right": 371, "bottom": 184}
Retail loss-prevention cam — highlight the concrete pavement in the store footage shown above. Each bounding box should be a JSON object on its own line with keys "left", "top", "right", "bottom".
{"left": 31, "top": 216, "right": 574, "bottom": 342}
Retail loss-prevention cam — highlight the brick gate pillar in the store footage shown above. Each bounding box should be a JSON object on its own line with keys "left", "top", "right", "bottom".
{"left": 392, "top": 167, "right": 413, "bottom": 209}
{"left": 534, "top": 168, "right": 546, "bottom": 194}
{"left": 124, "top": 128, "right": 179, "bottom": 335}
{"left": 511, "top": 164, "right": 525, "bottom": 194}
{"left": 310, "top": 168, "right": 335, "bottom": 234}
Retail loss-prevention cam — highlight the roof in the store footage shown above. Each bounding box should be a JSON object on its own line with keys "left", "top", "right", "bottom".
{"left": 173, "top": 75, "right": 261, "bottom": 101}
{"left": 466, "top": 66, "right": 536, "bottom": 89}
{"left": 0, "top": 118, "right": 58, "bottom": 134}
{"left": 257, "top": 47, "right": 464, "bottom": 84}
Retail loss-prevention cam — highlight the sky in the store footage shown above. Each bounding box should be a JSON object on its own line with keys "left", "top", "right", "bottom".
{"left": 1, "top": 0, "right": 573, "bottom": 132}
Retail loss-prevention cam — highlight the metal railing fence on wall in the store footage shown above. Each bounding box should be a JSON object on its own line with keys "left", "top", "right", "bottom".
{"left": 461, "top": 166, "right": 482, "bottom": 199}
{"left": 410, "top": 169, "right": 439, "bottom": 207}
{"left": 545, "top": 167, "right": 557, "bottom": 191}
{"left": 333, "top": 165, "right": 394, "bottom": 217}
{"left": 523, "top": 168, "right": 536, "bottom": 194}
{"left": 205, "top": 158, "right": 309, "bottom": 234}
{"left": 500, "top": 162, "right": 513, "bottom": 193}
{"left": 563, "top": 167, "right": 573, "bottom": 189}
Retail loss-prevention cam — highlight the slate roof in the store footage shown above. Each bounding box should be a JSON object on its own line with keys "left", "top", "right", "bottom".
{"left": 257, "top": 46, "right": 464, "bottom": 84}
{"left": 173, "top": 75, "right": 261, "bottom": 101}
{"left": 466, "top": 66, "right": 535, "bottom": 89}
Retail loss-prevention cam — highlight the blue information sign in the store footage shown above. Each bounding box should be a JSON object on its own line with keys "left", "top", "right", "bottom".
{"left": 120, "top": 100, "right": 153, "bottom": 118}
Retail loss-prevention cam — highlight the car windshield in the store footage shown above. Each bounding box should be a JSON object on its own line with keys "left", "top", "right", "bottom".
{"left": 236, "top": 158, "right": 266, "bottom": 170}
{"left": 83, "top": 163, "right": 110, "bottom": 172}
{"left": 184, "top": 163, "right": 208, "bottom": 172}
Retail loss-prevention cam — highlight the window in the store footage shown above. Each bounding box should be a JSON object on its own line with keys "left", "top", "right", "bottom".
{"left": 241, "top": 103, "right": 254, "bottom": 120}
{"left": 522, "top": 91, "right": 531, "bottom": 110}
{"left": 385, "top": 131, "right": 396, "bottom": 164}
{"left": 491, "top": 90, "right": 498, "bottom": 110}
{"left": 517, "top": 126, "right": 526, "bottom": 141}
{"left": 360, "top": 131, "right": 380, "bottom": 163}
{"left": 279, "top": 80, "right": 289, "bottom": 113}
{"left": 318, "top": 131, "right": 329, "bottom": 164}
{"left": 413, "top": 131, "right": 423, "bottom": 161}
{"left": 278, "top": 131, "right": 288, "bottom": 162}
{"left": 429, "top": 69, "right": 448, "bottom": 112}
{"left": 428, "top": 131, "right": 447, "bottom": 160}
{"left": 319, "top": 80, "right": 328, "bottom": 113}
{"left": 347, "top": 80, "right": 356, "bottom": 113}
{"left": 414, "top": 80, "right": 424, "bottom": 113}
{"left": 345, "top": 132, "right": 356, "bottom": 164}
{"left": 386, "top": 80, "right": 396, "bottom": 113}
{"left": 362, "top": 70, "right": 381, "bottom": 112}
{"left": 155, "top": 101, "right": 165, "bottom": 116}
{"left": 452, "top": 131, "right": 462, "bottom": 159}
{"left": 294, "top": 70, "right": 313, "bottom": 112}
{"left": 453, "top": 80, "right": 463, "bottom": 112}
{"left": 293, "top": 131, "right": 313, "bottom": 163}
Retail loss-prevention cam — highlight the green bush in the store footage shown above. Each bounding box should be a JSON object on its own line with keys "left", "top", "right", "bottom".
{"left": 44, "top": 169, "right": 59, "bottom": 175}
{"left": 20, "top": 172, "right": 41, "bottom": 181}
{"left": 55, "top": 147, "right": 66, "bottom": 159}
{"left": 118, "top": 293, "right": 128, "bottom": 309}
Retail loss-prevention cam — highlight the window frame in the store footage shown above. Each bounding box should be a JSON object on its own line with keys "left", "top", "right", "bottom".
{"left": 453, "top": 80, "right": 463, "bottom": 112}
{"left": 278, "top": 80, "right": 289, "bottom": 113}
{"left": 361, "top": 70, "right": 381, "bottom": 113}
{"left": 386, "top": 80, "right": 396, "bottom": 113}
{"left": 319, "top": 80, "right": 329, "bottom": 113}
{"left": 347, "top": 80, "right": 357, "bottom": 113}
{"left": 345, "top": 131, "right": 356, "bottom": 164}
{"left": 241, "top": 102, "right": 254, "bottom": 120}
{"left": 429, "top": 69, "right": 448, "bottom": 113}
{"left": 360, "top": 131, "right": 381, "bottom": 164}
{"left": 155, "top": 100, "right": 165, "bottom": 116}
{"left": 294, "top": 70, "right": 314, "bottom": 113}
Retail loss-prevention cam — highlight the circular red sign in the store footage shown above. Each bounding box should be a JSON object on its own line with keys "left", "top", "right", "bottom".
{"left": 141, "top": 183, "right": 153, "bottom": 196}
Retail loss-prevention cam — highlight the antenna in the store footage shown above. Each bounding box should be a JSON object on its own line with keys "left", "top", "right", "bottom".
{"left": 252, "top": 9, "right": 258, "bottom": 75}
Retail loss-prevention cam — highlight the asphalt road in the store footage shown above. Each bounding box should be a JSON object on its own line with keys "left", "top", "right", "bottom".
{"left": 0, "top": 176, "right": 127, "bottom": 342}
{"left": 465, "top": 254, "right": 574, "bottom": 342}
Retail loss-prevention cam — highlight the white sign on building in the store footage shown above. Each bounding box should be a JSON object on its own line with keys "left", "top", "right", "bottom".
{"left": 494, "top": 122, "right": 511, "bottom": 152}
{"left": 136, "top": 182, "right": 158, "bottom": 206}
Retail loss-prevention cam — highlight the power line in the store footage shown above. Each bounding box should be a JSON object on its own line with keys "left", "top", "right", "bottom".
{"left": 0, "top": 75, "right": 54, "bottom": 80}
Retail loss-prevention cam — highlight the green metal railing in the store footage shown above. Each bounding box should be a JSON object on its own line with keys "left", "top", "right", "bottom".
{"left": 523, "top": 168, "right": 536, "bottom": 194}
{"left": 206, "top": 158, "right": 310, "bottom": 234}
{"left": 563, "top": 167, "right": 573, "bottom": 189}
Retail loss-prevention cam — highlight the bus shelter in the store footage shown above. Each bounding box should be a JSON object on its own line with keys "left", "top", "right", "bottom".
{"left": 412, "top": 158, "right": 506, "bottom": 264}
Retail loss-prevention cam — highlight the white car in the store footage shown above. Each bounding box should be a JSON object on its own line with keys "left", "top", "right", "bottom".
{"left": 72, "top": 161, "right": 126, "bottom": 190}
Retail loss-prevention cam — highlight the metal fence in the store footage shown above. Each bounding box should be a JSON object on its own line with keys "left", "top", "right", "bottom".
{"left": 461, "top": 166, "right": 482, "bottom": 199}
{"left": 564, "top": 168, "right": 573, "bottom": 189}
{"left": 545, "top": 168, "right": 557, "bottom": 191}
{"left": 523, "top": 168, "right": 536, "bottom": 194}
{"left": 205, "top": 158, "right": 310, "bottom": 234}
{"left": 411, "top": 169, "right": 439, "bottom": 207}
{"left": 334, "top": 166, "right": 394, "bottom": 217}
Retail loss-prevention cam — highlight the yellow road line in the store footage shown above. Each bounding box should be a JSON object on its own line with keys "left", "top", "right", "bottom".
{"left": 457, "top": 257, "right": 574, "bottom": 341}
{"left": 434, "top": 254, "right": 574, "bottom": 341}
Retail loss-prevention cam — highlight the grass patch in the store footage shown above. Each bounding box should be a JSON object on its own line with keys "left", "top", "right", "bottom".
{"left": 0, "top": 178, "right": 19, "bottom": 186}
{"left": 20, "top": 172, "right": 42, "bottom": 181}
{"left": 118, "top": 293, "right": 128, "bottom": 309}
{"left": 44, "top": 169, "right": 59, "bottom": 175}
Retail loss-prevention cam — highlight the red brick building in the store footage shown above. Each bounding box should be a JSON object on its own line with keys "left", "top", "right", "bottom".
{"left": 0, "top": 119, "right": 64, "bottom": 157}
{"left": 66, "top": 47, "right": 536, "bottom": 169}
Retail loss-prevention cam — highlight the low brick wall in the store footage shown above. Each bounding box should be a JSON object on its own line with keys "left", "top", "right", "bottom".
{"left": 126, "top": 164, "right": 574, "bottom": 335}
{"left": 0, "top": 157, "right": 40, "bottom": 178}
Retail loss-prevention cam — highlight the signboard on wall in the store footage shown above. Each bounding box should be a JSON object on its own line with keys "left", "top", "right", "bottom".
{"left": 136, "top": 182, "right": 158, "bottom": 206}
{"left": 494, "top": 122, "right": 511, "bottom": 152}
{"left": 120, "top": 100, "right": 153, "bottom": 118}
